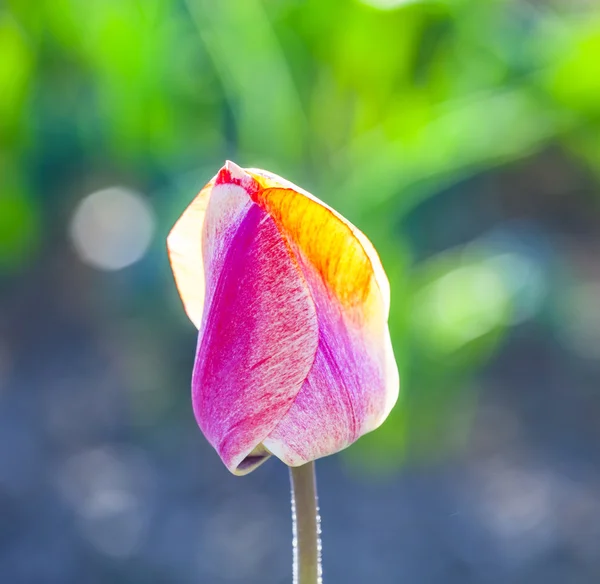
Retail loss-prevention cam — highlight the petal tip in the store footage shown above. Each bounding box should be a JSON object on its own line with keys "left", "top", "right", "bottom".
{"left": 215, "top": 161, "right": 259, "bottom": 196}
{"left": 229, "top": 444, "right": 273, "bottom": 476}
{"left": 224, "top": 159, "right": 245, "bottom": 179}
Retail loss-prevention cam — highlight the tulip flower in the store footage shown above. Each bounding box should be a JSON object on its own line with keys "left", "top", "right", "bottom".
{"left": 167, "top": 161, "right": 399, "bottom": 476}
{"left": 168, "top": 161, "right": 399, "bottom": 583}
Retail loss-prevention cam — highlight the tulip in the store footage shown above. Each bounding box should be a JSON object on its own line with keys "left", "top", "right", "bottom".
{"left": 167, "top": 161, "right": 399, "bottom": 476}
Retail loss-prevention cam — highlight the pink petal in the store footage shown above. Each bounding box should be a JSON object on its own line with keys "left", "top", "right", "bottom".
{"left": 193, "top": 183, "right": 318, "bottom": 475}
{"left": 263, "top": 257, "right": 396, "bottom": 466}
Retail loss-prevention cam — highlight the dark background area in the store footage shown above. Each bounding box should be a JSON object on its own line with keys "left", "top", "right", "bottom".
{"left": 2, "top": 0, "right": 600, "bottom": 582}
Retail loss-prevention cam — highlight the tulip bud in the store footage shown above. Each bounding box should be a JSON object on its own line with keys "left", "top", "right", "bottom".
{"left": 167, "top": 161, "right": 399, "bottom": 475}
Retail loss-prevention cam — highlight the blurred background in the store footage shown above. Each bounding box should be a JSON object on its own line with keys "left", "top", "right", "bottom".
{"left": 2, "top": 0, "right": 600, "bottom": 582}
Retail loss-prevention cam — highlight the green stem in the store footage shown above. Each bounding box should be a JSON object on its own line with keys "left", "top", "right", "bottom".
{"left": 289, "top": 462, "right": 321, "bottom": 584}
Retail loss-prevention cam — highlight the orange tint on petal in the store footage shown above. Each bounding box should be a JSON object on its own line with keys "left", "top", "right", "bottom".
{"left": 246, "top": 169, "right": 389, "bottom": 326}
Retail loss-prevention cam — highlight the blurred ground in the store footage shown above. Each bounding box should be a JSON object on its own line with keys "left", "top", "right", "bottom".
{"left": 2, "top": 0, "right": 600, "bottom": 582}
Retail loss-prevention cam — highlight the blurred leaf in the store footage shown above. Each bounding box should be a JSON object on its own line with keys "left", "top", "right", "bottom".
{"left": 0, "top": 11, "right": 34, "bottom": 143}
{"left": 186, "top": 0, "right": 306, "bottom": 170}
{"left": 0, "top": 178, "right": 39, "bottom": 269}
{"left": 331, "top": 88, "right": 572, "bottom": 219}
{"left": 545, "top": 18, "right": 600, "bottom": 116}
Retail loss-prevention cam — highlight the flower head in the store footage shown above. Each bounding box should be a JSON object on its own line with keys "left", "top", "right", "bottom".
{"left": 167, "top": 161, "right": 399, "bottom": 474}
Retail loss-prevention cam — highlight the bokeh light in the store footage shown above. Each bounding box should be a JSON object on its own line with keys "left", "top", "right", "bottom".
{"left": 69, "top": 187, "right": 155, "bottom": 271}
{"left": 57, "top": 447, "right": 153, "bottom": 558}
{"left": 414, "top": 261, "right": 511, "bottom": 354}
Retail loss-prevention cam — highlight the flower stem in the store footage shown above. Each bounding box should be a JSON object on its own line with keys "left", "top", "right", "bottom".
{"left": 289, "top": 462, "right": 321, "bottom": 584}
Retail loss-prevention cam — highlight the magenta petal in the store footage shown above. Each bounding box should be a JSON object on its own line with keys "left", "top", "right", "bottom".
{"left": 193, "top": 199, "right": 318, "bottom": 474}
